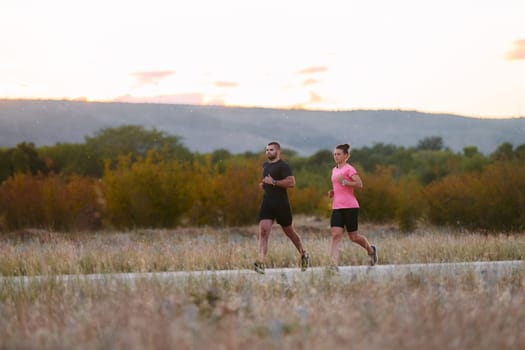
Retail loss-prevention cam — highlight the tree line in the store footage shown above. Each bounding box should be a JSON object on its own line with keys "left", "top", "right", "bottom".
{"left": 1, "top": 125, "right": 524, "bottom": 233}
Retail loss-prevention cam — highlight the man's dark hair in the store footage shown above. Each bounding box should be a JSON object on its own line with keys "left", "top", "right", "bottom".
{"left": 268, "top": 141, "right": 281, "bottom": 149}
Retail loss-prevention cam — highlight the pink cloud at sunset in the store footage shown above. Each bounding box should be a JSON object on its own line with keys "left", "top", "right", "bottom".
{"left": 505, "top": 39, "right": 525, "bottom": 60}
{"left": 308, "top": 91, "right": 323, "bottom": 104}
{"left": 214, "top": 81, "right": 239, "bottom": 88}
{"left": 296, "top": 66, "right": 328, "bottom": 75}
{"left": 292, "top": 91, "right": 324, "bottom": 110}
{"left": 130, "top": 70, "right": 176, "bottom": 86}
{"left": 303, "top": 78, "right": 319, "bottom": 86}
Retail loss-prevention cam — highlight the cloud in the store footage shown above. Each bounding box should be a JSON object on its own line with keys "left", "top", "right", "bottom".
{"left": 113, "top": 93, "right": 208, "bottom": 105}
{"left": 130, "top": 70, "right": 176, "bottom": 86}
{"left": 214, "top": 81, "right": 238, "bottom": 88}
{"left": 302, "top": 78, "right": 319, "bottom": 86}
{"left": 205, "top": 96, "right": 226, "bottom": 105}
{"left": 308, "top": 91, "right": 323, "bottom": 104}
{"left": 296, "top": 66, "right": 328, "bottom": 75}
{"left": 291, "top": 91, "right": 324, "bottom": 109}
{"left": 505, "top": 39, "right": 525, "bottom": 60}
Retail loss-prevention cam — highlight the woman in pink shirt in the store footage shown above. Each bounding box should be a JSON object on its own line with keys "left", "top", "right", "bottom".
{"left": 328, "top": 144, "right": 378, "bottom": 269}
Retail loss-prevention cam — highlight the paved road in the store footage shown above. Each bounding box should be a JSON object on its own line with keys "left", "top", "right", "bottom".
{"left": 2, "top": 260, "right": 523, "bottom": 288}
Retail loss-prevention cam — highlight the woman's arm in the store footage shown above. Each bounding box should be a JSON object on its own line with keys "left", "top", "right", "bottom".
{"left": 341, "top": 173, "right": 363, "bottom": 189}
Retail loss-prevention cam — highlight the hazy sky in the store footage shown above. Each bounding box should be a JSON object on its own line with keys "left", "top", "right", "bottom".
{"left": 1, "top": 0, "right": 524, "bottom": 118}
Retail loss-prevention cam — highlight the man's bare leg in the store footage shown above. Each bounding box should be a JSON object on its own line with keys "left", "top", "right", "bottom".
{"left": 257, "top": 219, "right": 273, "bottom": 262}
{"left": 281, "top": 224, "right": 306, "bottom": 256}
{"left": 282, "top": 224, "right": 309, "bottom": 270}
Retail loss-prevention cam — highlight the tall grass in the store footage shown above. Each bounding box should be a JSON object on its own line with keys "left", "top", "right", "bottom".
{"left": 1, "top": 220, "right": 524, "bottom": 349}
{"left": 1, "top": 219, "right": 524, "bottom": 277}
{"left": 0, "top": 267, "right": 524, "bottom": 349}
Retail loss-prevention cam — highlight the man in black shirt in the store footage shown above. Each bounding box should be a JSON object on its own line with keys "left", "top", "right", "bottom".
{"left": 254, "top": 141, "right": 309, "bottom": 274}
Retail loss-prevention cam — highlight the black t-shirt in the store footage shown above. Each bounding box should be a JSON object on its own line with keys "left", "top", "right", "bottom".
{"left": 262, "top": 159, "right": 292, "bottom": 203}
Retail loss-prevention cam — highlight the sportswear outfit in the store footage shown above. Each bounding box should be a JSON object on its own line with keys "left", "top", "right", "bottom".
{"left": 330, "top": 163, "right": 360, "bottom": 232}
{"left": 258, "top": 159, "right": 293, "bottom": 226}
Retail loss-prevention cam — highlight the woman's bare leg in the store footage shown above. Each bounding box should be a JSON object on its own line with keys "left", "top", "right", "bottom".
{"left": 348, "top": 231, "right": 373, "bottom": 254}
{"left": 331, "top": 227, "right": 344, "bottom": 265}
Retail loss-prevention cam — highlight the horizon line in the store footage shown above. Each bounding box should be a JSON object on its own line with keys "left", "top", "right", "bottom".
{"left": 0, "top": 97, "right": 523, "bottom": 120}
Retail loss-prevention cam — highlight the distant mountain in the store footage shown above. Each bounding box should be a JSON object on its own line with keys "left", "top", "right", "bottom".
{"left": 1, "top": 99, "right": 524, "bottom": 155}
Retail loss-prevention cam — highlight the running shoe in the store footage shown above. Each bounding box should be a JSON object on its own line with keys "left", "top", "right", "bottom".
{"left": 300, "top": 253, "right": 310, "bottom": 271}
{"left": 369, "top": 245, "right": 378, "bottom": 266}
{"left": 254, "top": 261, "right": 265, "bottom": 274}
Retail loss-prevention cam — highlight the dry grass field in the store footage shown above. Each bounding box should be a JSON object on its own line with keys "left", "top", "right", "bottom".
{"left": 1, "top": 217, "right": 524, "bottom": 349}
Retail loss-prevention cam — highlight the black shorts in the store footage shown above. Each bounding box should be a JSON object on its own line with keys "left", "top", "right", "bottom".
{"left": 258, "top": 200, "right": 293, "bottom": 227}
{"left": 330, "top": 208, "right": 359, "bottom": 232}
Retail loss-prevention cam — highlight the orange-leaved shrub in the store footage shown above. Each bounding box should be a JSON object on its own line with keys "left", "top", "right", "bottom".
{"left": 289, "top": 186, "right": 329, "bottom": 218}
{"left": 215, "top": 159, "right": 262, "bottom": 226}
{"left": 0, "top": 173, "right": 102, "bottom": 231}
{"left": 424, "top": 161, "right": 525, "bottom": 231}
{"left": 358, "top": 165, "right": 399, "bottom": 223}
{"left": 355, "top": 166, "right": 424, "bottom": 231}
{"left": 395, "top": 176, "right": 425, "bottom": 232}
{"left": 183, "top": 157, "right": 261, "bottom": 226}
{"left": 182, "top": 158, "right": 225, "bottom": 226}
{"left": 102, "top": 152, "right": 193, "bottom": 228}
{"left": 103, "top": 153, "right": 263, "bottom": 228}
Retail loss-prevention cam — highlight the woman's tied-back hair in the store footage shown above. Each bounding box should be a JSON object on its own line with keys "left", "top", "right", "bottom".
{"left": 336, "top": 143, "right": 351, "bottom": 154}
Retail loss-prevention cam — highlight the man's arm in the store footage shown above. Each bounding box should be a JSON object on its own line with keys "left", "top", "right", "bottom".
{"left": 275, "top": 175, "right": 295, "bottom": 188}
{"left": 262, "top": 175, "right": 295, "bottom": 188}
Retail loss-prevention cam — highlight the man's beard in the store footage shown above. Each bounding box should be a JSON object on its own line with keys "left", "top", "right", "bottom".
{"left": 267, "top": 154, "right": 277, "bottom": 161}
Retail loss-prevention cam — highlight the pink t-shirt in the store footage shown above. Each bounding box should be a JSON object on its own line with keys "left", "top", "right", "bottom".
{"left": 331, "top": 163, "right": 359, "bottom": 209}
